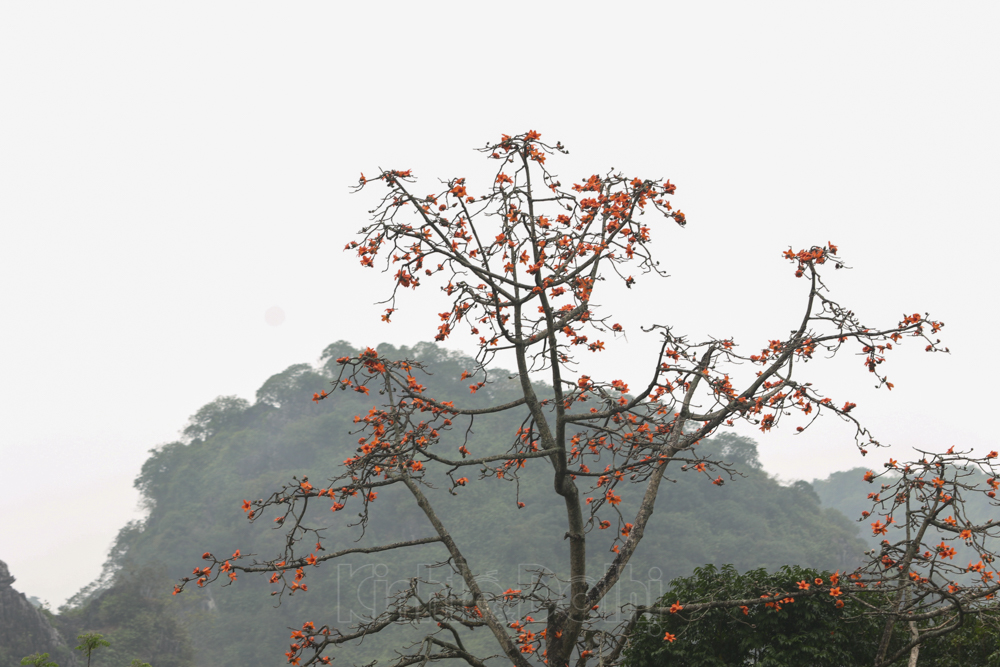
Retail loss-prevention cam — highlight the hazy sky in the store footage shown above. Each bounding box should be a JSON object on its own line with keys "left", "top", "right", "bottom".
{"left": 2, "top": 3, "right": 997, "bottom": 607}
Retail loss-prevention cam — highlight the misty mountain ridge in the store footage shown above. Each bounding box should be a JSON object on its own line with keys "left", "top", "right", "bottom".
{"left": 4, "top": 341, "right": 881, "bottom": 667}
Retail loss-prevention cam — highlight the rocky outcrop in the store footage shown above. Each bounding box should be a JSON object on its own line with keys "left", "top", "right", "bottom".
{"left": 0, "top": 560, "right": 78, "bottom": 667}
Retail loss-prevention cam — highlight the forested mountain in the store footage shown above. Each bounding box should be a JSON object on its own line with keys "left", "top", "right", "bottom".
{"left": 27, "top": 342, "right": 878, "bottom": 667}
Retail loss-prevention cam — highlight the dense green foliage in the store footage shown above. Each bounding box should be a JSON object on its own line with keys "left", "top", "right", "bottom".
{"left": 17, "top": 634, "right": 156, "bottom": 667}
{"left": 55, "top": 341, "right": 876, "bottom": 665}
{"left": 625, "top": 564, "right": 881, "bottom": 666}
{"left": 19, "top": 654, "right": 59, "bottom": 667}
{"left": 55, "top": 568, "right": 192, "bottom": 667}
{"left": 624, "top": 564, "right": 1000, "bottom": 666}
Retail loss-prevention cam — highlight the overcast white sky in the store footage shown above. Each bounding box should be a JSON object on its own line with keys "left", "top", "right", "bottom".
{"left": 2, "top": 2, "right": 997, "bottom": 607}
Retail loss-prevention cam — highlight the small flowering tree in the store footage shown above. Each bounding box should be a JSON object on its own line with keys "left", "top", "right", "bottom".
{"left": 858, "top": 449, "right": 1000, "bottom": 665}
{"left": 172, "top": 131, "right": 970, "bottom": 667}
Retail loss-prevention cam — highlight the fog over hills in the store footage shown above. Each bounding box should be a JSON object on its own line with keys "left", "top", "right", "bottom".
{"left": 0, "top": 341, "right": 885, "bottom": 667}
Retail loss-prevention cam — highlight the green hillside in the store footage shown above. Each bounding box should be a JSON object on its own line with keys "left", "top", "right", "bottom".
{"left": 43, "top": 342, "right": 871, "bottom": 667}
